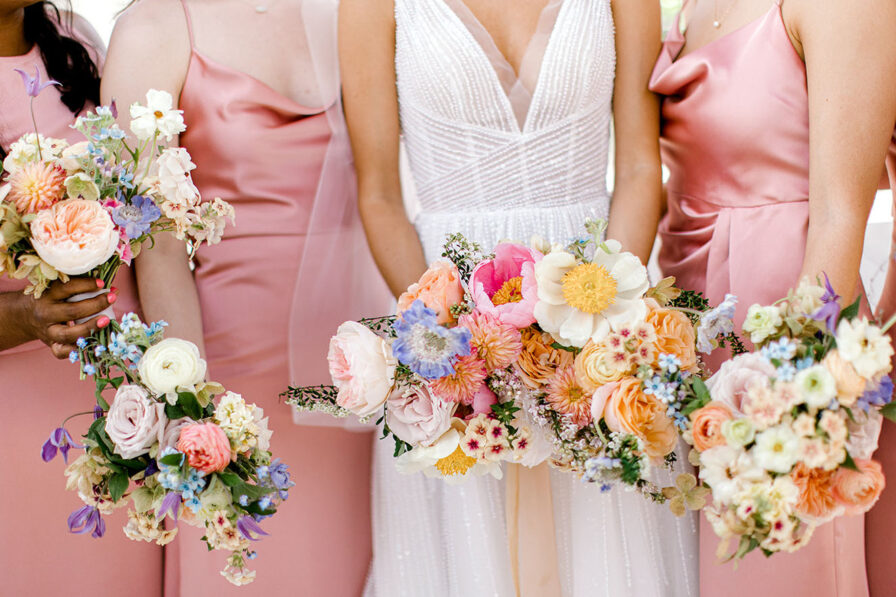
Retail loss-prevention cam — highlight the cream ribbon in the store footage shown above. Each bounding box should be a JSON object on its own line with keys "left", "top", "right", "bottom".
{"left": 505, "top": 463, "right": 563, "bottom": 597}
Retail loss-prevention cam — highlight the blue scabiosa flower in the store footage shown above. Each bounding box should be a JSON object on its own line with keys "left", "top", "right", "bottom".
{"left": 112, "top": 195, "right": 161, "bottom": 240}
{"left": 391, "top": 300, "right": 471, "bottom": 379}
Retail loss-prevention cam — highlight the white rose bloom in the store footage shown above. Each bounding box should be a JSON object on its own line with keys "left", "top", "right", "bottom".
{"left": 794, "top": 365, "right": 837, "bottom": 409}
{"left": 138, "top": 338, "right": 207, "bottom": 401}
{"left": 785, "top": 278, "right": 824, "bottom": 318}
{"left": 106, "top": 384, "right": 167, "bottom": 459}
{"left": 753, "top": 426, "right": 800, "bottom": 473}
{"left": 836, "top": 317, "right": 894, "bottom": 379}
{"left": 533, "top": 241, "right": 649, "bottom": 348}
{"left": 742, "top": 304, "right": 783, "bottom": 344}
{"left": 395, "top": 426, "right": 502, "bottom": 484}
{"left": 129, "top": 89, "right": 186, "bottom": 141}
{"left": 698, "top": 445, "right": 768, "bottom": 505}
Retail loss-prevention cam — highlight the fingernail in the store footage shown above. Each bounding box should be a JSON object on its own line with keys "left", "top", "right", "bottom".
{"left": 96, "top": 279, "right": 105, "bottom": 288}
{"left": 107, "top": 293, "right": 117, "bottom": 305}
{"left": 110, "top": 287, "right": 118, "bottom": 294}
{"left": 97, "top": 316, "right": 110, "bottom": 328}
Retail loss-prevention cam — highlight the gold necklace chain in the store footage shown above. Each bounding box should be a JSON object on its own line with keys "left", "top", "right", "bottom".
{"left": 712, "top": 0, "right": 740, "bottom": 28}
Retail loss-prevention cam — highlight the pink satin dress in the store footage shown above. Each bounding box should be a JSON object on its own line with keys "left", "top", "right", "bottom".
{"left": 0, "top": 46, "right": 159, "bottom": 595}
{"left": 649, "top": 2, "right": 869, "bottom": 595}
{"left": 162, "top": 4, "right": 375, "bottom": 596}
{"left": 866, "top": 133, "right": 896, "bottom": 596}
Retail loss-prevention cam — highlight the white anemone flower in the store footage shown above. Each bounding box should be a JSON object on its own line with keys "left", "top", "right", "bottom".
{"left": 395, "top": 422, "right": 502, "bottom": 484}
{"left": 836, "top": 317, "right": 894, "bottom": 379}
{"left": 533, "top": 240, "right": 649, "bottom": 348}
{"left": 753, "top": 425, "right": 800, "bottom": 474}
{"left": 129, "top": 89, "right": 186, "bottom": 142}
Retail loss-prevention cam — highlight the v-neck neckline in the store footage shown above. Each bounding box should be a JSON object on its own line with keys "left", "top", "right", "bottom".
{"left": 437, "top": 0, "right": 567, "bottom": 132}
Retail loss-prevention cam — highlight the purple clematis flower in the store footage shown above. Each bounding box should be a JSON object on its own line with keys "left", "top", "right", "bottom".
{"left": 236, "top": 516, "right": 269, "bottom": 542}
{"left": 267, "top": 459, "right": 294, "bottom": 500}
{"left": 812, "top": 273, "right": 841, "bottom": 331}
{"left": 68, "top": 505, "right": 105, "bottom": 538}
{"left": 42, "top": 427, "right": 83, "bottom": 464}
{"left": 112, "top": 195, "right": 161, "bottom": 240}
{"left": 157, "top": 491, "right": 182, "bottom": 522}
{"left": 14, "top": 66, "right": 60, "bottom": 98}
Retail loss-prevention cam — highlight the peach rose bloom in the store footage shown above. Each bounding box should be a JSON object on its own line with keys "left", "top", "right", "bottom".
{"left": 603, "top": 377, "right": 678, "bottom": 460}
{"left": 646, "top": 301, "right": 698, "bottom": 372}
{"left": 516, "top": 328, "right": 574, "bottom": 390}
{"left": 690, "top": 402, "right": 733, "bottom": 452}
{"left": 791, "top": 463, "right": 839, "bottom": 520}
{"left": 397, "top": 260, "right": 465, "bottom": 325}
{"left": 29, "top": 199, "right": 119, "bottom": 275}
{"left": 822, "top": 350, "right": 867, "bottom": 407}
{"left": 177, "top": 422, "right": 232, "bottom": 473}
{"left": 832, "top": 458, "right": 886, "bottom": 515}
{"left": 574, "top": 339, "right": 633, "bottom": 392}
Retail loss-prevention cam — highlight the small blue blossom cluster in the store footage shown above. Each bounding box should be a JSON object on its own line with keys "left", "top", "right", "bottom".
{"left": 643, "top": 353, "right": 691, "bottom": 430}
{"left": 758, "top": 338, "right": 813, "bottom": 382}
{"left": 256, "top": 459, "right": 294, "bottom": 512}
{"left": 158, "top": 448, "right": 207, "bottom": 513}
{"left": 582, "top": 456, "right": 621, "bottom": 492}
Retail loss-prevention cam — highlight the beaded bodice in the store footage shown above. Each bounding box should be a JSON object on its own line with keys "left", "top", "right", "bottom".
{"left": 395, "top": 0, "right": 615, "bottom": 259}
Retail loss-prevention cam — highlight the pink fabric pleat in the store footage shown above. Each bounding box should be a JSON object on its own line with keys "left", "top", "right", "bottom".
{"left": 649, "top": 3, "right": 871, "bottom": 596}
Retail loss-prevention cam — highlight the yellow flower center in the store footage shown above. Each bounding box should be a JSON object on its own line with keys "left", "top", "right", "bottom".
{"left": 561, "top": 263, "right": 618, "bottom": 314}
{"left": 154, "top": 110, "right": 164, "bottom": 119}
{"left": 492, "top": 276, "right": 524, "bottom": 306}
{"left": 435, "top": 445, "right": 478, "bottom": 477}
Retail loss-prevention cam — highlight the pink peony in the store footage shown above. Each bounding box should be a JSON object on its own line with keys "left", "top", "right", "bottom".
{"left": 469, "top": 243, "right": 541, "bottom": 329}
{"left": 29, "top": 199, "right": 119, "bottom": 274}
{"left": 705, "top": 353, "right": 777, "bottom": 416}
{"left": 177, "top": 423, "right": 232, "bottom": 473}
{"left": 385, "top": 384, "right": 454, "bottom": 446}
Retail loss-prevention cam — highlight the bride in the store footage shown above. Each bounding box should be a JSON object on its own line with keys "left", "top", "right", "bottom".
{"left": 340, "top": 0, "right": 697, "bottom": 594}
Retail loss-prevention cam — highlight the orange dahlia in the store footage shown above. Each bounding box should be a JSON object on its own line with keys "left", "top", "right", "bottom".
{"left": 430, "top": 354, "right": 488, "bottom": 405}
{"left": 459, "top": 311, "right": 523, "bottom": 372}
{"left": 546, "top": 365, "right": 593, "bottom": 427}
{"left": 6, "top": 162, "right": 66, "bottom": 214}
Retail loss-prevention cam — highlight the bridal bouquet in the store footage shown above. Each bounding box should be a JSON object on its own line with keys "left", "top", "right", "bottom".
{"left": 678, "top": 277, "right": 894, "bottom": 561}
{"left": 43, "top": 313, "right": 292, "bottom": 586}
{"left": 0, "top": 79, "right": 233, "bottom": 299}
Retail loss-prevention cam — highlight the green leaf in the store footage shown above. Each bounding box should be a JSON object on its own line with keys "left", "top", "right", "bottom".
{"left": 841, "top": 451, "right": 860, "bottom": 472}
{"left": 94, "top": 391, "right": 110, "bottom": 411}
{"left": 110, "top": 376, "right": 125, "bottom": 389}
{"left": 881, "top": 402, "right": 896, "bottom": 424}
{"left": 218, "top": 472, "right": 243, "bottom": 487}
{"left": 165, "top": 404, "right": 186, "bottom": 420}
{"left": 108, "top": 472, "right": 129, "bottom": 502}
{"left": 839, "top": 296, "right": 862, "bottom": 322}
{"left": 393, "top": 438, "right": 411, "bottom": 458}
{"left": 159, "top": 452, "right": 184, "bottom": 467}
{"left": 177, "top": 391, "right": 203, "bottom": 420}
{"left": 231, "top": 482, "right": 276, "bottom": 502}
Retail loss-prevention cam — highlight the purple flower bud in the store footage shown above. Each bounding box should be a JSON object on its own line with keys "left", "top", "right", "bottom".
{"left": 68, "top": 505, "right": 104, "bottom": 538}
{"left": 236, "top": 516, "right": 269, "bottom": 542}
{"left": 14, "top": 66, "right": 60, "bottom": 98}
{"left": 42, "top": 427, "right": 83, "bottom": 464}
{"left": 158, "top": 491, "right": 182, "bottom": 522}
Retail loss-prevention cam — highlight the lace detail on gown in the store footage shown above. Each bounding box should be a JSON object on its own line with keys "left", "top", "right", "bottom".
{"left": 367, "top": 1, "right": 698, "bottom": 595}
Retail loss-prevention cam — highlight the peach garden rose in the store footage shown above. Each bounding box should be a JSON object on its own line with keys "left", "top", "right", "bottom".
{"left": 177, "top": 422, "right": 232, "bottom": 473}
{"left": 832, "top": 459, "right": 886, "bottom": 515}
{"left": 690, "top": 402, "right": 733, "bottom": 452}
{"left": 601, "top": 377, "right": 678, "bottom": 460}
{"left": 645, "top": 300, "right": 698, "bottom": 372}
{"left": 29, "top": 199, "right": 119, "bottom": 275}
{"left": 397, "top": 260, "right": 465, "bottom": 325}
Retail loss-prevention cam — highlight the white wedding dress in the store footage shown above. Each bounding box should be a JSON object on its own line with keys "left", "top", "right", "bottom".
{"left": 367, "top": 1, "right": 698, "bottom": 595}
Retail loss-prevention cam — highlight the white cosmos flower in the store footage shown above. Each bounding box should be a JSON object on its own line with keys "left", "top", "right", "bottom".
{"left": 533, "top": 240, "right": 649, "bottom": 348}
{"left": 129, "top": 89, "right": 186, "bottom": 142}
{"left": 836, "top": 317, "right": 894, "bottom": 379}
{"left": 753, "top": 426, "right": 800, "bottom": 473}
{"left": 698, "top": 445, "right": 768, "bottom": 505}
{"left": 794, "top": 365, "right": 838, "bottom": 409}
{"left": 395, "top": 424, "right": 502, "bottom": 484}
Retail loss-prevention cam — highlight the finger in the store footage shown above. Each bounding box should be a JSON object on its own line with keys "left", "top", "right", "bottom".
{"left": 50, "top": 342, "right": 77, "bottom": 360}
{"left": 46, "top": 292, "right": 112, "bottom": 325}
{"left": 46, "top": 318, "right": 101, "bottom": 346}
{"left": 46, "top": 277, "right": 105, "bottom": 301}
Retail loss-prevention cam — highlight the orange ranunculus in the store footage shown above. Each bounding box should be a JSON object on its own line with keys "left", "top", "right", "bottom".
{"left": 397, "top": 260, "right": 465, "bottom": 325}
{"left": 690, "top": 402, "right": 733, "bottom": 452}
{"left": 516, "top": 328, "right": 574, "bottom": 390}
{"left": 791, "top": 463, "right": 839, "bottom": 520}
{"left": 646, "top": 303, "right": 698, "bottom": 372}
{"left": 603, "top": 377, "right": 678, "bottom": 460}
{"left": 574, "top": 339, "right": 633, "bottom": 392}
{"left": 832, "top": 459, "right": 886, "bottom": 515}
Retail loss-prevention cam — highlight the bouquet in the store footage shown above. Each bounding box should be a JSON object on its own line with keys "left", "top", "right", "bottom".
{"left": 285, "top": 220, "right": 729, "bottom": 496}
{"left": 0, "top": 77, "right": 233, "bottom": 299}
{"left": 43, "top": 314, "right": 293, "bottom": 585}
{"left": 677, "top": 276, "right": 894, "bottom": 560}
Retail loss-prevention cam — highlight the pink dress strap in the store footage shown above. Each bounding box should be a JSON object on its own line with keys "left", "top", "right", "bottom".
{"left": 177, "top": 0, "right": 195, "bottom": 49}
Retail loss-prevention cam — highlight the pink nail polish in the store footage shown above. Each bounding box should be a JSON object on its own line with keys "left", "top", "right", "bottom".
{"left": 107, "top": 293, "right": 118, "bottom": 305}
{"left": 96, "top": 279, "right": 105, "bottom": 289}
{"left": 97, "top": 316, "right": 110, "bottom": 328}
{"left": 110, "top": 287, "right": 119, "bottom": 294}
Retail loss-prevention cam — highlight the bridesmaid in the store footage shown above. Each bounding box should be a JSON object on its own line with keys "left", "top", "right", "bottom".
{"left": 0, "top": 2, "right": 160, "bottom": 595}
{"left": 103, "top": 0, "right": 391, "bottom": 594}
{"left": 867, "top": 134, "right": 896, "bottom": 596}
{"left": 650, "top": 0, "right": 896, "bottom": 596}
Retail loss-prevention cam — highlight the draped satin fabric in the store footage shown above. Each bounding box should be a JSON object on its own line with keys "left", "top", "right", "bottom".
{"left": 649, "top": 3, "right": 870, "bottom": 596}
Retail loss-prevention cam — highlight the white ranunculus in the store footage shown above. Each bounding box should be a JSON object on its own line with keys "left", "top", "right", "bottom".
{"left": 753, "top": 426, "right": 800, "bottom": 473}
{"left": 106, "top": 384, "right": 167, "bottom": 459}
{"left": 533, "top": 240, "right": 649, "bottom": 348}
{"left": 742, "top": 304, "right": 783, "bottom": 344}
{"left": 29, "top": 199, "right": 119, "bottom": 275}
{"left": 327, "top": 321, "right": 397, "bottom": 417}
{"left": 154, "top": 148, "right": 200, "bottom": 215}
{"left": 64, "top": 172, "right": 100, "bottom": 201}
{"left": 836, "top": 317, "right": 894, "bottom": 379}
{"left": 794, "top": 365, "right": 837, "bottom": 409}
{"left": 698, "top": 445, "right": 767, "bottom": 505}
{"left": 138, "top": 338, "right": 207, "bottom": 401}
{"left": 130, "top": 90, "right": 186, "bottom": 141}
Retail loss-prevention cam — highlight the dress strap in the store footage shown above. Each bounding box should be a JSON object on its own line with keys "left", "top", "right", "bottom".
{"left": 178, "top": 0, "right": 195, "bottom": 49}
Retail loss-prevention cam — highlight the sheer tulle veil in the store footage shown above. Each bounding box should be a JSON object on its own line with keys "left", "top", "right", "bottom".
{"left": 288, "top": 0, "right": 393, "bottom": 427}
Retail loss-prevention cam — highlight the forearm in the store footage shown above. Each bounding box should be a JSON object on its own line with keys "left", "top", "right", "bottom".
{"left": 0, "top": 292, "right": 33, "bottom": 351}
{"left": 800, "top": 205, "right": 870, "bottom": 301}
{"left": 359, "top": 194, "right": 427, "bottom": 297}
{"left": 606, "top": 166, "right": 664, "bottom": 263}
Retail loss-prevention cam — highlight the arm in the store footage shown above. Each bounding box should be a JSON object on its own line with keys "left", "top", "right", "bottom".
{"left": 606, "top": 0, "right": 664, "bottom": 263}
{"left": 340, "top": 0, "right": 426, "bottom": 297}
{"left": 101, "top": 0, "right": 205, "bottom": 349}
{"left": 793, "top": 0, "right": 896, "bottom": 300}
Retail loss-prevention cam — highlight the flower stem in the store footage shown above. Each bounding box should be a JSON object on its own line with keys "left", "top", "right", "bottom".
{"left": 30, "top": 97, "right": 43, "bottom": 161}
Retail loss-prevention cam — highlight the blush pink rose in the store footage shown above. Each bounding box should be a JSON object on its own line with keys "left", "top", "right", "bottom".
{"left": 177, "top": 423, "right": 231, "bottom": 473}
{"left": 29, "top": 199, "right": 119, "bottom": 274}
{"left": 106, "top": 384, "right": 167, "bottom": 459}
{"left": 385, "top": 384, "right": 455, "bottom": 446}
{"left": 469, "top": 243, "right": 541, "bottom": 329}
{"left": 832, "top": 459, "right": 886, "bottom": 515}
{"left": 397, "top": 261, "right": 465, "bottom": 325}
{"left": 327, "top": 321, "right": 397, "bottom": 416}
{"left": 706, "top": 353, "right": 777, "bottom": 416}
